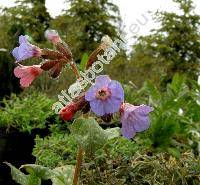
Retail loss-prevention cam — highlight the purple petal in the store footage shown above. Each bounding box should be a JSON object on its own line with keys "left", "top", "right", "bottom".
{"left": 12, "top": 35, "right": 39, "bottom": 61}
{"left": 89, "top": 99, "right": 105, "bottom": 116}
{"left": 130, "top": 112, "right": 150, "bottom": 132}
{"left": 19, "top": 35, "right": 28, "bottom": 44}
{"left": 120, "top": 104, "right": 153, "bottom": 139}
{"left": 85, "top": 75, "right": 125, "bottom": 116}
{"left": 103, "top": 96, "right": 122, "bottom": 114}
{"left": 95, "top": 75, "right": 111, "bottom": 88}
{"left": 85, "top": 85, "right": 98, "bottom": 101}
{"left": 121, "top": 120, "right": 136, "bottom": 139}
{"left": 130, "top": 105, "right": 153, "bottom": 132}
{"left": 135, "top": 105, "right": 154, "bottom": 114}
{"left": 108, "top": 80, "right": 124, "bottom": 100}
{"left": 12, "top": 47, "right": 19, "bottom": 60}
{"left": 17, "top": 43, "right": 34, "bottom": 60}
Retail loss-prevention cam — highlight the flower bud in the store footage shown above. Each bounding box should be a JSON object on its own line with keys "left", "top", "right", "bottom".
{"left": 60, "top": 103, "right": 77, "bottom": 121}
{"left": 101, "top": 35, "right": 113, "bottom": 50}
{"left": 60, "top": 94, "right": 91, "bottom": 121}
{"left": 45, "top": 29, "right": 61, "bottom": 44}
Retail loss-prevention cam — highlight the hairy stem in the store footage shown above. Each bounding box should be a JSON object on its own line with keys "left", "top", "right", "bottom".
{"left": 73, "top": 147, "right": 84, "bottom": 185}
{"left": 70, "top": 61, "right": 81, "bottom": 79}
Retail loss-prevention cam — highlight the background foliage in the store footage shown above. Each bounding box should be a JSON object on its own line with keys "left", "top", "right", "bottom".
{"left": 0, "top": 0, "right": 199, "bottom": 184}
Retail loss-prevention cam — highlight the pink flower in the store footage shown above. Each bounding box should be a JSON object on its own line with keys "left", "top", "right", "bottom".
{"left": 120, "top": 103, "right": 153, "bottom": 139}
{"left": 45, "top": 29, "right": 61, "bottom": 44}
{"left": 14, "top": 65, "right": 43, "bottom": 87}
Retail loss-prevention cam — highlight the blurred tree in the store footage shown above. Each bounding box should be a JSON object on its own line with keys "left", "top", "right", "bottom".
{"left": 51, "top": 0, "right": 122, "bottom": 61}
{"left": 0, "top": 12, "right": 22, "bottom": 100}
{"left": 129, "top": 0, "right": 200, "bottom": 88}
{"left": 0, "top": 51, "right": 20, "bottom": 100}
{"left": 0, "top": 0, "right": 123, "bottom": 97}
{"left": 3, "top": 0, "right": 51, "bottom": 42}
{"left": 0, "top": 0, "right": 52, "bottom": 99}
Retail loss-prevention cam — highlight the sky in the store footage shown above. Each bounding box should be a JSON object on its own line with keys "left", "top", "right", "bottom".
{"left": 0, "top": 0, "right": 199, "bottom": 47}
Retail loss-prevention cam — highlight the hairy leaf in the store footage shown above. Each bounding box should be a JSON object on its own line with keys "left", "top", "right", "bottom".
{"left": 5, "top": 163, "right": 41, "bottom": 185}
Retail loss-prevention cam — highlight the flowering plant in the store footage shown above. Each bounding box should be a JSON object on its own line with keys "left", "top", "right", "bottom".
{"left": 9, "top": 30, "right": 153, "bottom": 184}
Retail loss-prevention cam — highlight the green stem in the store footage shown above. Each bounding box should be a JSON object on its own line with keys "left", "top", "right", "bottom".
{"left": 73, "top": 147, "right": 84, "bottom": 185}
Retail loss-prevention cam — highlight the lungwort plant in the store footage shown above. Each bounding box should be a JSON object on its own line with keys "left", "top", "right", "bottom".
{"left": 7, "top": 30, "right": 153, "bottom": 184}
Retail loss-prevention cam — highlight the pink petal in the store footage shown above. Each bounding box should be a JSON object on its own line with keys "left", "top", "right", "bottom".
{"left": 30, "top": 65, "right": 43, "bottom": 76}
{"left": 14, "top": 66, "right": 29, "bottom": 78}
{"left": 14, "top": 65, "right": 42, "bottom": 87}
{"left": 20, "top": 74, "right": 35, "bottom": 87}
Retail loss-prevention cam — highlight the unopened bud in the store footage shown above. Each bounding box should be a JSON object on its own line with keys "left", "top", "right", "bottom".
{"left": 45, "top": 29, "right": 61, "bottom": 44}
{"left": 59, "top": 102, "right": 77, "bottom": 121}
{"left": 101, "top": 35, "right": 113, "bottom": 50}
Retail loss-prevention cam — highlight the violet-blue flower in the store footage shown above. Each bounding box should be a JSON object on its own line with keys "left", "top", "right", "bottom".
{"left": 120, "top": 103, "right": 153, "bottom": 139}
{"left": 12, "top": 35, "right": 41, "bottom": 62}
{"left": 85, "top": 75, "right": 124, "bottom": 116}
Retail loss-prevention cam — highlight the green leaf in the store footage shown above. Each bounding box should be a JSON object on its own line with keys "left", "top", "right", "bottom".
{"left": 20, "top": 164, "right": 52, "bottom": 180}
{"left": 143, "top": 81, "right": 160, "bottom": 104}
{"left": 170, "top": 73, "right": 186, "bottom": 93}
{"left": 27, "top": 174, "right": 41, "bottom": 185}
{"left": 6, "top": 162, "right": 29, "bottom": 185}
{"left": 105, "top": 127, "right": 121, "bottom": 140}
{"left": 167, "top": 147, "right": 181, "bottom": 159}
{"left": 70, "top": 117, "right": 108, "bottom": 155}
{"left": 5, "top": 162, "right": 41, "bottom": 185}
{"left": 51, "top": 165, "right": 75, "bottom": 185}
{"left": 79, "top": 53, "right": 88, "bottom": 71}
{"left": 20, "top": 164, "right": 75, "bottom": 185}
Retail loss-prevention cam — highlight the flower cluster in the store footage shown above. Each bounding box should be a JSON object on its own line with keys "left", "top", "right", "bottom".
{"left": 12, "top": 31, "right": 153, "bottom": 139}
{"left": 12, "top": 30, "right": 74, "bottom": 87}
{"left": 61, "top": 75, "right": 153, "bottom": 139}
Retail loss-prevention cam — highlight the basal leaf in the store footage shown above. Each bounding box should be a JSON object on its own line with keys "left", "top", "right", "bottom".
{"left": 70, "top": 117, "right": 108, "bottom": 155}
{"left": 20, "top": 164, "right": 74, "bottom": 185}
{"left": 105, "top": 127, "right": 121, "bottom": 140}
{"left": 51, "top": 165, "right": 75, "bottom": 185}
{"left": 5, "top": 162, "right": 41, "bottom": 185}
{"left": 20, "top": 164, "right": 52, "bottom": 180}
